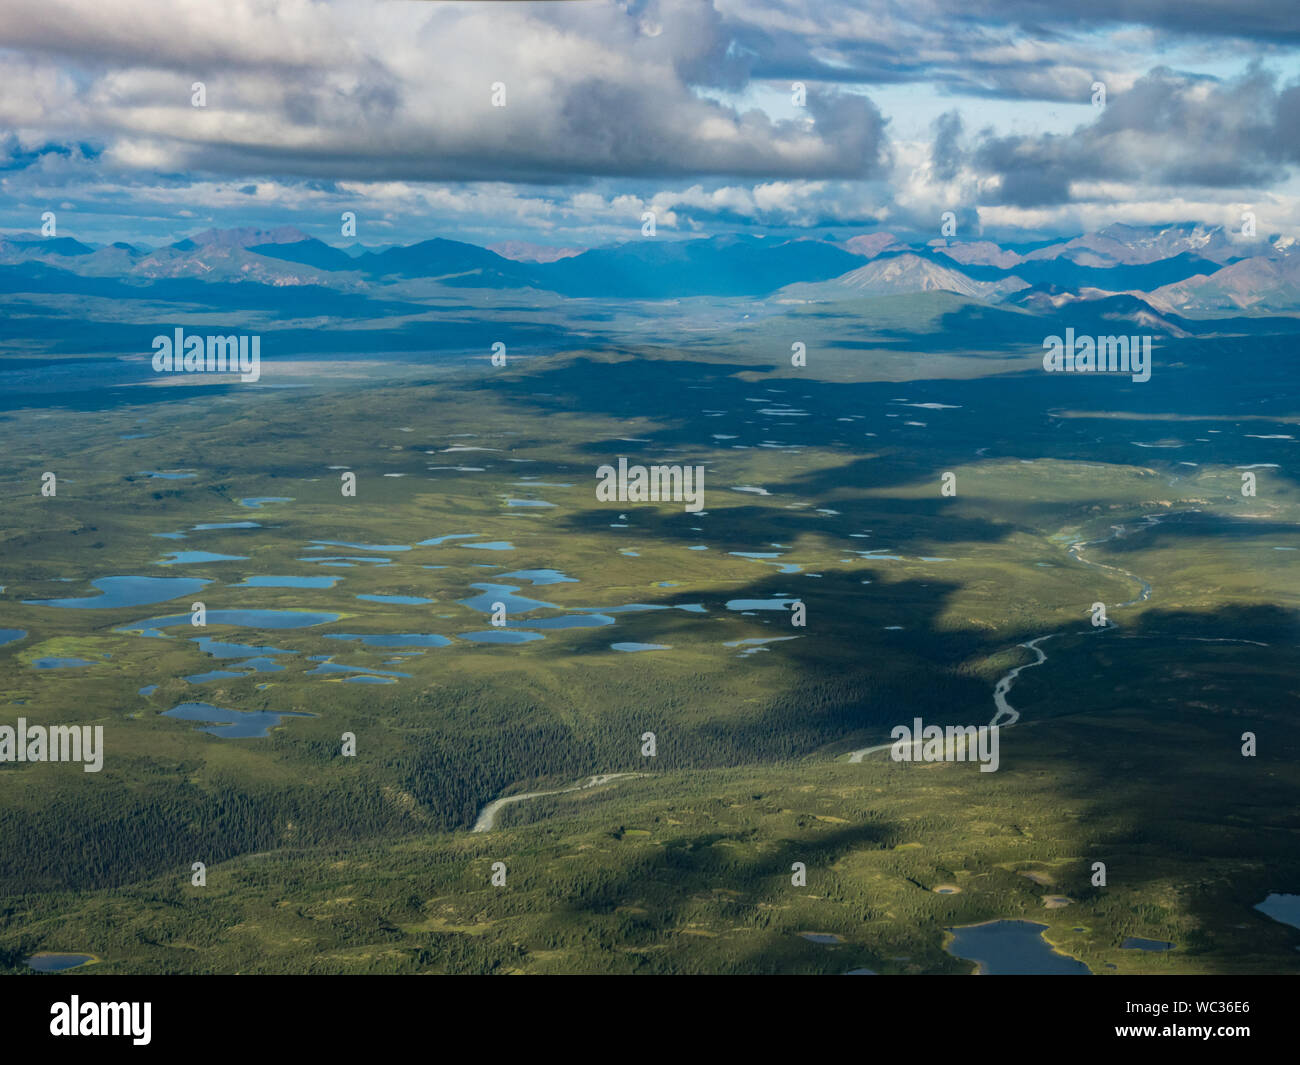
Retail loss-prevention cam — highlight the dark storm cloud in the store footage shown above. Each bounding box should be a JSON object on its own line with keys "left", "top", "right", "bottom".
{"left": 931, "top": 111, "right": 964, "bottom": 182}
{"left": 716, "top": 0, "right": 1300, "bottom": 102}
{"left": 963, "top": 0, "right": 1300, "bottom": 45}
{"left": 971, "top": 66, "right": 1300, "bottom": 205}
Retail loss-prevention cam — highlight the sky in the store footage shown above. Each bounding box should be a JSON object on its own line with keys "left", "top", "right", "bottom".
{"left": 1, "top": 0, "right": 1298, "bottom": 250}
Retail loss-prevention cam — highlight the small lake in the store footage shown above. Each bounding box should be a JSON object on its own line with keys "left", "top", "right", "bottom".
{"left": 33, "top": 657, "right": 96, "bottom": 669}
{"left": 156, "top": 551, "right": 248, "bottom": 565}
{"left": 725, "top": 597, "right": 799, "bottom": 611}
{"left": 187, "top": 655, "right": 285, "bottom": 683}
{"left": 26, "top": 952, "right": 95, "bottom": 972}
{"left": 162, "top": 701, "right": 314, "bottom": 738}
{"left": 25, "top": 576, "right": 210, "bottom": 609}
{"left": 239, "top": 497, "right": 293, "bottom": 508}
{"left": 193, "top": 636, "right": 292, "bottom": 658}
{"left": 0, "top": 629, "right": 27, "bottom": 646}
{"left": 460, "top": 583, "right": 555, "bottom": 614}
{"left": 611, "top": 642, "right": 670, "bottom": 652}
{"left": 945, "top": 920, "right": 1092, "bottom": 975}
{"left": 1255, "top": 893, "right": 1300, "bottom": 933}
{"left": 524, "top": 614, "right": 614, "bottom": 629}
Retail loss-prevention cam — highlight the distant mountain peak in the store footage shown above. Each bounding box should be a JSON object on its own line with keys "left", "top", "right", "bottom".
{"left": 489, "top": 240, "right": 585, "bottom": 264}
{"left": 779, "top": 252, "right": 1027, "bottom": 302}
{"left": 183, "top": 226, "right": 311, "bottom": 249}
{"left": 842, "top": 232, "right": 904, "bottom": 259}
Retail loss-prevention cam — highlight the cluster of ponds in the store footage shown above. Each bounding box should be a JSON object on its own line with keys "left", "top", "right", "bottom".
{"left": 12, "top": 518, "right": 837, "bottom": 736}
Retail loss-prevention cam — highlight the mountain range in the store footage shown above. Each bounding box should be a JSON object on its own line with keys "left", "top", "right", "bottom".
{"left": 0, "top": 222, "right": 1295, "bottom": 317}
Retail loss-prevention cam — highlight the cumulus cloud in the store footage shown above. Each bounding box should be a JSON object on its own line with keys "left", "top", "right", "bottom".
{"left": 0, "top": 0, "right": 889, "bottom": 183}
{"left": 971, "top": 66, "right": 1300, "bottom": 207}
{"left": 0, "top": 0, "right": 1297, "bottom": 243}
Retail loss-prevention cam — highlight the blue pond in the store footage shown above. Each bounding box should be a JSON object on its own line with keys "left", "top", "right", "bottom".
{"left": 192, "top": 637, "right": 291, "bottom": 658}
{"left": 26, "top": 953, "right": 95, "bottom": 972}
{"left": 611, "top": 642, "right": 670, "bottom": 652}
{"left": 239, "top": 497, "right": 293, "bottom": 508}
{"left": 157, "top": 551, "right": 248, "bottom": 565}
{"left": 162, "top": 701, "right": 313, "bottom": 738}
{"left": 187, "top": 656, "right": 285, "bottom": 683}
{"left": 25, "top": 576, "right": 210, "bottom": 609}
{"left": 1255, "top": 893, "right": 1300, "bottom": 935}
{"left": 460, "top": 583, "right": 555, "bottom": 614}
{"left": 524, "top": 614, "right": 614, "bottom": 629}
{"left": 136, "top": 470, "right": 196, "bottom": 480}
{"left": 230, "top": 657, "right": 283, "bottom": 672}
{"left": 725, "top": 597, "right": 800, "bottom": 611}
{"left": 33, "top": 657, "right": 95, "bottom": 669}
{"left": 417, "top": 534, "right": 478, "bottom": 546}
{"left": 945, "top": 920, "right": 1092, "bottom": 975}
{"left": 193, "top": 521, "right": 261, "bottom": 531}
{"left": 0, "top": 629, "right": 27, "bottom": 646}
